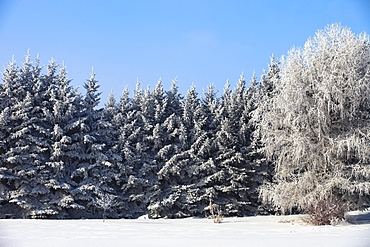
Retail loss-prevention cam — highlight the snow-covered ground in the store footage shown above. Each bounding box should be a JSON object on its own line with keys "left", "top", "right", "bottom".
{"left": 1, "top": 211, "right": 369, "bottom": 247}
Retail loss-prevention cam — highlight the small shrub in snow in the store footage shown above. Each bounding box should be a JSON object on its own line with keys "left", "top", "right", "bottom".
{"left": 304, "top": 198, "right": 347, "bottom": 225}
{"left": 206, "top": 200, "right": 223, "bottom": 223}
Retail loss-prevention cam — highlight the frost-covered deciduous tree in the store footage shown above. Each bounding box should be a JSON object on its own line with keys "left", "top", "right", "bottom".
{"left": 255, "top": 24, "right": 370, "bottom": 217}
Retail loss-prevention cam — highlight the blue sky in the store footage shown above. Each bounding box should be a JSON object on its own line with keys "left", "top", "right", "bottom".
{"left": 0, "top": 0, "right": 369, "bottom": 106}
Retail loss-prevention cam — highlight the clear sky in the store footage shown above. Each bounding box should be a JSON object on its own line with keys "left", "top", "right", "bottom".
{"left": 0, "top": 0, "right": 369, "bottom": 106}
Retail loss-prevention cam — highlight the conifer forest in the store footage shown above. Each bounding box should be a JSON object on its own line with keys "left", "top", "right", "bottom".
{"left": 1, "top": 24, "right": 370, "bottom": 220}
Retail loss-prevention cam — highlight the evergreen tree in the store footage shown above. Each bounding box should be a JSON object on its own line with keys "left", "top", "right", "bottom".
{"left": 117, "top": 81, "right": 157, "bottom": 217}
{"left": 0, "top": 55, "right": 63, "bottom": 218}
{"left": 213, "top": 74, "right": 259, "bottom": 216}
{"left": 40, "top": 61, "right": 89, "bottom": 218}
{"left": 156, "top": 85, "right": 201, "bottom": 217}
{"left": 157, "top": 85, "right": 222, "bottom": 217}
{"left": 188, "top": 84, "right": 220, "bottom": 214}
{"left": 0, "top": 59, "right": 19, "bottom": 201}
{"left": 111, "top": 87, "right": 137, "bottom": 217}
{"left": 0, "top": 56, "right": 37, "bottom": 217}
{"left": 69, "top": 71, "right": 117, "bottom": 218}
{"left": 148, "top": 79, "right": 185, "bottom": 217}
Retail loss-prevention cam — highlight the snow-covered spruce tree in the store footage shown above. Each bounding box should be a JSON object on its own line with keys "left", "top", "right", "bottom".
{"left": 113, "top": 85, "right": 146, "bottom": 218}
{"left": 0, "top": 56, "right": 45, "bottom": 218}
{"left": 127, "top": 79, "right": 187, "bottom": 218}
{"left": 0, "top": 55, "right": 69, "bottom": 218}
{"left": 40, "top": 62, "right": 85, "bottom": 218}
{"left": 158, "top": 84, "right": 223, "bottom": 218}
{"left": 147, "top": 79, "right": 185, "bottom": 218}
{"left": 0, "top": 59, "right": 20, "bottom": 210}
{"left": 157, "top": 85, "right": 202, "bottom": 217}
{"left": 212, "top": 74, "right": 262, "bottom": 216}
{"left": 135, "top": 79, "right": 168, "bottom": 218}
{"left": 111, "top": 87, "right": 134, "bottom": 214}
{"left": 0, "top": 56, "right": 95, "bottom": 218}
{"left": 103, "top": 92, "right": 140, "bottom": 218}
{"left": 68, "top": 71, "right": 101, "bottom": 217}
{"left": 69, "top": 71, "right": 120, "bottom": 218}
{"left": 255, "top": 24, "right": 370, "bottom": 222}
{"left": 117, "top": 81, "right": 158, "bottom": 218}
{"left": 85, "top": 92, "right": 127, "bottom": 219}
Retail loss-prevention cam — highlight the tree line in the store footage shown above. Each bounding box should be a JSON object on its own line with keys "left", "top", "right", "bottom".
{"left": 0, "top": 24, "right": 369, "bottom": 222}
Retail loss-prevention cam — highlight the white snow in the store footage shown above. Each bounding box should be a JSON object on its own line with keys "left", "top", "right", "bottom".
{"left": 1, "top": 212, "right": 369, "bottom": 247}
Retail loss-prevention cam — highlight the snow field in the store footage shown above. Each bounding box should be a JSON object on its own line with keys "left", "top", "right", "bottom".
{"left": 1, "top": 213, "right": 369, "bottom": 247}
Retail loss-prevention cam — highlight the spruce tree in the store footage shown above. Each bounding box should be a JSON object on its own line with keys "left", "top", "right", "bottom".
{"left": 0, "top": 55, "right": 62, "bottom": 218}
{"left": 69, "top": 71, "right": 116, "bottom": 218}
{"left": 213, "top": 75, "right": 260, "bottom": 216}
{"left": 156, "top": 85, "right": 201, "bottom": 217}
{"left": 148, "top": 80, "right": 185, "bottom": 217}
{"left": 45, "top": 62, "right": 87, "bottom": 218}
{"left": 117, "top": 81, "right": 156, "bottom": 217}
